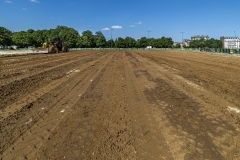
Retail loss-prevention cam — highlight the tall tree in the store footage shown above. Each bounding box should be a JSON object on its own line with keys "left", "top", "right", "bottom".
{"left": 115, "top": 37, "right": 125, "bottom": 48}
{"left": 0, "top": 26, "right": 12, "bottom": 46}
{"left": 12, "top": 31, "right": 33, "bottom": 47}
{"left": 94, "top": 31, "right": 106, "bottom": 48}
{"left": 79, "top": 30, "right": 94, "bottom": 48}
{"left": 189, "top": 38, "right": 222, "bottom": 48}
{"left": 205, "top": 38, "right": 222, "bottom": 48}
{"left": 53, "top": 26, "right": 80, "bottom": 48}
{"left": 106, "top": 39, "right": 115, "bottom": 48}
{"left": 124, "top": 37, "right": 137, "bottom": 48}
{"left": 136, "top": 37, "right": 148, "bottom": 48}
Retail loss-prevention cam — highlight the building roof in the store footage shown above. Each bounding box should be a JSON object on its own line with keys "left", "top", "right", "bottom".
{"left": 191, "top": 35, "right": 209, "bottom": 38}
{"left": 220, "top": 36, "right": 239, "bottom": 39}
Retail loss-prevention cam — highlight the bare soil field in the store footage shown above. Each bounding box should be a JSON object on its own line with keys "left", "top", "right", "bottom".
{"left": 1, "top": 50, "right": 240, "bottom": 159}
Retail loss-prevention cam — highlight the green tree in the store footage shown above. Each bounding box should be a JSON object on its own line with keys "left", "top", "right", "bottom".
{"left": 190, "top": 39, "right": 207, "bottom": 48}
{"left": 175, "top": 43, "right": 181, "bottom": 48}
{"left": 199, "top": 38, "right": 205, "bottom": 48}
{"left": 189, "top": 38, "right": 221, "bottom": 48}
{"left": 79, "top": 30, "right": 94, "bottom": 48}
{"left": 76, "top": 35, "right": 82, "bottom": 48}
{"left": 136, "top": 37, "right": 148, "bottom": 48}
{"left": 94, "top": 31, "right": 106, "bottom": 48}
{"left": 161, "top": 37, "right": 173, "bottom": 48}
{"left": 106, "top": 39, "right": 115, "bottom": 48}
{"left": 31, "top": 30, "right": 47, "bottom": 47}
{"left": 12, "top": 31, "right": 33, "bottom": 47}
{"left": 54, "top": 26, "right": 80, "bottom": 48}
{"left": 154, "top": 37, "right": 173, "bottom": 48}
{"left": 148, "top": 38, "right": 155, "bottom": 47}
{"left": 26, "top": 29, "right": 37, "bottom": 46}
{"left": 0, "top": 27, "right": 12, "bottom": 46}
{"left": 205, "top": 38, "right": 222, "bottom": 48}
{"left": 115, "top": 37, "right": 125, "bottom": 48}
{"left": 189, "top": 39, "right": 202, "bottom": 48}
{"left": 124, "top": 37, "right": 136, "bottom": 48}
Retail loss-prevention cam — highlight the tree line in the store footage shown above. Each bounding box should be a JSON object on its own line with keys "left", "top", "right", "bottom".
{"left": 0, "top": 25, "right": 221, "bottom": 48}
{"left": 188, "top": 38, "right": 222, "bottom": 48}
{"left": 0, "top": 26, "right": 174, "bottom": 48}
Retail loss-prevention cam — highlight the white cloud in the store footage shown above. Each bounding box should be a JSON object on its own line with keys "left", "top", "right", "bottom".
{"left": 102, "top": 28, "right": 110, "bottom": 31}
{"left": 129, "top": 21, "right": 142, "bottom": 28}
{"left": 135, "top": 21, "right": 142, "bottom": 25}
{"left": 111, "top": 25, "right": 122, "bottom": 29}
{"left": 5, "top": 0, "right": 12, "bottom": 3}
{"left": 30, "top": 0, "right": 39, "bottom": 3}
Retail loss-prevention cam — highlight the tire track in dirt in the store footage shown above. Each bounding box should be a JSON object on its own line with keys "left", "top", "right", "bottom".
{"left": 1, "top": 52, "right": 114, "bottom": 159}
{"left": 136, "top": 50, "right": 240, "bottom": 107}
{"left": 0, "top": 51, "right": 95, "bottom": 79}
{"left": 0, "top": 52, "right": 97, "bottom": 79}
{"left": 124, "top": 52, "right": 174, "bottom": 160}
{"left": 0, "top": 52, "right": 105, "bottom": 108}
{"left": 129, "top": 51, "right": 240, "bottom": 159}
{"left": 1, "top": 52, "right": 71, "bottom": 69}
{"left": 136, "top": 51, "right": 240, "bottom": 128}
{"left": 0, "top": 51, "right": 90, "bottom": 66}
{"left": 1, "top": 50, "right": 240, "bottom": 159}
{"left": 0, "top": 51, "right": 102, "bottom": 86}
{"left": 35, "top": 51, "right": 172, "bottom": 159}
{"left": 0, "top": 53, "right": 108, "bottom": 121}
{"left": 35, "top": 52, "right": 136, "bottom": 159}
{"left": 79, "top": 52, "right": 136, "bottom": 159}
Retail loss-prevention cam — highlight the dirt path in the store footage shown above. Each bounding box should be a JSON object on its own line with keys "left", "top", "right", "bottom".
{"left": 1, "top": 50, "right": 240, "bottom": 159}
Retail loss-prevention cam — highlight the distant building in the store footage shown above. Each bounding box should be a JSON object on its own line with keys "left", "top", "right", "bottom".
{"left": 220, "top": 36, "right": 240, "bottom": 49}
{"left": 176, "top": 35, "right": 213, "bottom": 48}
{"left": 173, "top": 42, "right": 181, "bottom": 46}
{"left": 191, "top": 35, "right": 209, "bottom": 40}
{"left": 181, "top": 35, "right": 209, "bottom": 47}
{"left": 183, "top": 39, "right": 191, "bottom": 46}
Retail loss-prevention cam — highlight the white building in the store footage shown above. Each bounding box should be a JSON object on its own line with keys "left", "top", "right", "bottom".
{"left": 183, "top": 39, "right": 191, "bottom": 46}
{"left": 191, "top": 35, "right": 209, "bottom": 40}
{"left": 220, "top": 36, "right": 240, "bottom": 49}
{"left": 182, "top": 35, "right": 209, "bottom": 47}
{"left": 173, "top": 42, "right": 181, "bottom": 46}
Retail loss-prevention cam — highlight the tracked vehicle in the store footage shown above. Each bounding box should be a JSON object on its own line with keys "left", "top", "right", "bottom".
{"left": 33, "top": 38, "right": 69, "bottom": 53}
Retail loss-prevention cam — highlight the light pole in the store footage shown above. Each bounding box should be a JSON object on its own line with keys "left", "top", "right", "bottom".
{"left": 234, "top": 31, "right": 239, "bottom": 50}
{"left": 111, "top": 28, "right": 113, "bottom": 48}
{"left": 147, "top": 30, "right": 151, "bottom": 46}
{"left": 180, "top": 32, "right": 184, "bottom": 48}
{"left": 234, "top": 31, "right": 236, "bottom": 50}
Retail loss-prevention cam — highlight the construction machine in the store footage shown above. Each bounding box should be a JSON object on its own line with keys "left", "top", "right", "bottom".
{"left": 33, "top": 38, "right": 69, "bottom": 53}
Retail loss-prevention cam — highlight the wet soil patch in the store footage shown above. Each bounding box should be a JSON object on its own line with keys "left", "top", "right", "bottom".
{"left": 144, "top": 78, "right": 236, "bottom": 159}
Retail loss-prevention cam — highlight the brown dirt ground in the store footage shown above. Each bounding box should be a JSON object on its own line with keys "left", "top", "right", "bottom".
{"left": 1, "top": 50, "right": 240, "bottom": 160}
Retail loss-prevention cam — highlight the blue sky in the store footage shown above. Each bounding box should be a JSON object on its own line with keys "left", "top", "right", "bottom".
{"left": 1, "top": 0, "right": 240, "bottom": 42}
